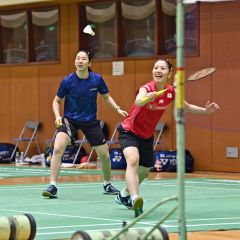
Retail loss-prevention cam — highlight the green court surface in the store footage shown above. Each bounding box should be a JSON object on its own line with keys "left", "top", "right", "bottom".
{"left": 0, "top": 166, "right": 240, "bottom": 239}
{"left": 0, "top": 166, "right": 124, "bottom": 178}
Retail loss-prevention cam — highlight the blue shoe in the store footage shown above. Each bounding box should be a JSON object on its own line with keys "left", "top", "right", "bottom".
{"left": 115, "top": 192, "right": 132, "bottom": 209}
{"left": 132, "top": 196, "right": 143, "bottom": 217}
{"left": 103, "top": 183, "right": 119, "bottom": 195}
{"left": 42, "top": 184, "right": 58, "bottom": 199}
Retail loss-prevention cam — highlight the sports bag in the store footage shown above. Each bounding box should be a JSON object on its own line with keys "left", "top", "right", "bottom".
{"left": 110, "top": 148, "right": 126, "bottom": 169}
{"left": 0, "top": 143, "right": 19, "bottom": 163}
{"left": 151, "top": 149, "right": 194, "bottom": 173}
{"left": 45, "top": 144, "right": 86, "bottom": 167}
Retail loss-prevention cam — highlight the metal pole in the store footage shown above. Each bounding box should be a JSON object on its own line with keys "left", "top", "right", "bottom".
{"left": 176, "top": 0, "right": 187, "bottom": 240}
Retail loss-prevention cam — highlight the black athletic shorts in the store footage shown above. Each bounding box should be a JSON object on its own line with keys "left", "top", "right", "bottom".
{"left": 57, "top": 117, "right": 106, "bottom": 146}
{"left": 117, "top": 125, "right": 154, "bottom": 168}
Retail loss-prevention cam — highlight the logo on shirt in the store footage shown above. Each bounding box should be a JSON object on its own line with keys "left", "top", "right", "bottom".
{"left": 147, "top": 104, "right": 167, "bottom": 110}
{"left": 167, "top": 93, "right": 172, "bottom": 98}
{"left": 90, "top": 88, "right": 97, "bottom": 91}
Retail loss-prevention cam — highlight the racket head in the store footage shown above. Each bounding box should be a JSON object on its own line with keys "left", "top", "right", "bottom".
{"left": 187, "top": 67, "right": 216, "bottom": 81}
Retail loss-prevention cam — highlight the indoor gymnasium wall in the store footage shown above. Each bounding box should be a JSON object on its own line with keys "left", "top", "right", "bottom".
{"left": 0, "top": 1, "right": 240, "bottom": 171}
{"left": 185, "top": 1, "right": 240, "bottom": 172}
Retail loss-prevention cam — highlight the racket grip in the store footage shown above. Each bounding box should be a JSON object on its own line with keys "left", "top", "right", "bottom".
{"left": 141, "top": 89, "right": 167, "bottom": 104}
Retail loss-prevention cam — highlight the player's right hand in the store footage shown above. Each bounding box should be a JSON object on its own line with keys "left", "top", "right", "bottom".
{"left": 146, "top": 91, "right": 157, "bottom": 102}
{"left": 55, "top": 116, "right": 62, "bottom": 128}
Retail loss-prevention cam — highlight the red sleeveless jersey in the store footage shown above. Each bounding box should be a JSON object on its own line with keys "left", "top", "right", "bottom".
{"left": 122, "top": 81, "right": 175, "bottom": 139}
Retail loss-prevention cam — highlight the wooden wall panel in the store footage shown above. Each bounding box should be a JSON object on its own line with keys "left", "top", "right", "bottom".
{"left": 99, "top": 61, "right": 136, "bottom": 135}
{"left": 10, "top": 65, "right": 39, "bottom": 155}
{"left": 67, "top": 3, "right": 79, "bottom": 73}
{"left": 184, "top": 4, "right": 215, "bottom": 171}
{"left": 211, "top": 1, "right": 240, "bottom": 172}
{"left": 0, "top": 67, "right": 11, "bottom": 141}
{"left": 38, "top": 4, "right": 71, "bottom": 148}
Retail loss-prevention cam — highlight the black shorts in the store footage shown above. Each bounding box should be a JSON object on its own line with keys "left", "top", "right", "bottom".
{"left": 57, "top": 117, "right": 106, "bottom": 146}
{"left": 117, "top": 125, "right": 154, "bottom": 168}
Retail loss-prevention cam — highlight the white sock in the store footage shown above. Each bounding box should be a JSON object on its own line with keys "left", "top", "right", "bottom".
{"left": 131, "top": 194, "right": 138, "bottom": 202}
{"left": 50, "top": 181, "right": 57, "bottom": 187}
{"left": 121, "top": 188, "right": 130, "bottom": 197}
{"left": 104, "top": 181, "right": 110, "bottom": 186}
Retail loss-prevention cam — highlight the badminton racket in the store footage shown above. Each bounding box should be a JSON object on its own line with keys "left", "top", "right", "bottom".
{"left": 187, "top": 67, "right": 216, "bottom": 81}
{"left": 141, "top": 67, "right": 216, "bottom": 104}
{"left": 174, "top": 66, "right": 216, "bottom": 87}
{"left": 141, "top": 89, "right": 167, "bottom": 104}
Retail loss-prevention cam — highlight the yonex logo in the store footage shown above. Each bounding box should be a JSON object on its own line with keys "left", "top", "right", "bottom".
{"left": 112, "top": 151, "right": 123, "bottom": 162}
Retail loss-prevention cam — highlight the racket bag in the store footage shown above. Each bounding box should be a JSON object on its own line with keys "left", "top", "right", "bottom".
{"left": 110, "top": 148, "right": 126, "bottom": 169}
{"left": 0, "top": 143, "right": 19, "bottom": 163}
{"left": 45, "top": 144, "right": 86, "bottom": 167}
{"left": 152, "top": 149, "right": 194, "bottom": 173}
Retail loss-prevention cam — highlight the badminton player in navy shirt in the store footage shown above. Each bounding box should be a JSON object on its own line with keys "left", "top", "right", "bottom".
{"left": 42, "top": 50, "right": 128, "bottom": 199}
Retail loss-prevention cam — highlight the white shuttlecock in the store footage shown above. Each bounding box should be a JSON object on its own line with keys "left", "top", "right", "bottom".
{"left": 83, "top": 24, "right": 95, "bottom": 36}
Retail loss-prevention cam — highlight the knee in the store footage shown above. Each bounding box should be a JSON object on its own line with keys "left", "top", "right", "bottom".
{"left": 53, "top": 145, "right": 65, "bottom": 157}
{"left": 97, "top": 151, "right": 109, "bottom": 161}
{"left": 126, "top": 156, "right": 139, "bottom": 168}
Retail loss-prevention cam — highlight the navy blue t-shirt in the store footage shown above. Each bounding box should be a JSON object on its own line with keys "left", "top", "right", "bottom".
{"left": 57, "top": 72, "right": 109, "bottom": 121}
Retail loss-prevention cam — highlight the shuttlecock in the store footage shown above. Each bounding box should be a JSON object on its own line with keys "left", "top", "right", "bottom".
{"left": 83, "top": 24, "right": 96, "bottom": 36}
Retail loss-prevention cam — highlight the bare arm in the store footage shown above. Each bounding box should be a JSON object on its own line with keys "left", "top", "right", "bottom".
{"left": 135, "top": 87, "right": 158, "bottom": 106}
{"left": 184, "top": 100, "right": 220, "bottom": 114}
{"left": 53, "top": 95, "right": 63, "bottom": 126}
{"left": 102, "top": 93, "right": 128, "bottom": 117}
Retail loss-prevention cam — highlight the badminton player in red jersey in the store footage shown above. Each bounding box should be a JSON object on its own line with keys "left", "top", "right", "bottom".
{"left": 115, "top": 59, "right": 220, "bottom": 217}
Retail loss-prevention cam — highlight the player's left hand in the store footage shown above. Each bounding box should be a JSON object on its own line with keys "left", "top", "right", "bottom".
{"left": 117, "top": 108, "right": 128, "bottom": 117}
{"left": 206, "top": 101, "right": 220, "bottom": 113}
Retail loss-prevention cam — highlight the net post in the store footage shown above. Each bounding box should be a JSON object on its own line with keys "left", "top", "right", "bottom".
{"left": 176, "top": 1, "right": 187, "bottom": 240}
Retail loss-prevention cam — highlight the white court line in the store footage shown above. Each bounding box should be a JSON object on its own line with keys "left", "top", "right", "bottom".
{"left": 0, "top": 208, "right": 155, "bottom": 228}
{"left": 0, "top": 168, "right": 87, "bottom": 175}
{"left": 36, "top": 222, "right": 240, "bottom": 236}
{"left": 144, "top": 179, "right": 240, "bottom": 187}
{"left": 144, "top": 182, "right": 240, "bottom": 191}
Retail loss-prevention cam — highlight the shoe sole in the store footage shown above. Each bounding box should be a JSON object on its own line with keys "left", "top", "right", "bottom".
{"left": 103, "top": 191, "right": 119, "bottom": 195}
{"left": 132, "top": 197, "right": 143, "bottom": 217}
{"left": 42, "top": 191, "right": 58, "bottom": 199}
{"left": 115, "top": 196, "right": 132, "bottom": 209}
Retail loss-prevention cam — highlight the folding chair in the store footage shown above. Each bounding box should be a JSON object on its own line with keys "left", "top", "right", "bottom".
{"left": 12, "top": 121, "right": 41, "bottom": 159}
{"left": 153, "top": 122, "right": 166, "bottom": 151}
{"left": 73, "top": 120, "right": 105, "bottom": 164}
{"left": 107, "top": 122, "right": 121, "bottom": 146}
{"left": 45, "top": 129, "right": 57, "bottom": 148}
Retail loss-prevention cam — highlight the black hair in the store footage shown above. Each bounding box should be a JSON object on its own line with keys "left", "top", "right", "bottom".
{"left": 165, "top": 59, "right": 173, "bottom": 71}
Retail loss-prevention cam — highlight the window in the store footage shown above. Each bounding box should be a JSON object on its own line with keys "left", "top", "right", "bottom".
{"left": 0, "top": 7, "right": 59, "bottom": 64}
{"left": 79, "top": 2, "right": 116, "bottom": 59}
{"left": 161, "top": 0, "right": 198, "bottom": 56}
{"left": 32, "top": 8, "right": 59, "bottom": 62}
{"left": 121, "top": 0, "right": 156, "bottom": 57}
{"left": 79, "top": 0, "right": 199, "bottom": 59}
{"left": 0, "top": 11, "right": 27, "bottom": 64}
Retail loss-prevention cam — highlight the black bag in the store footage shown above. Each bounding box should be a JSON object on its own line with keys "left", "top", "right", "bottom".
{"left": 45, "top": 144, "right": 86, "bottom": 167}
{"left": 0, "top": 143, "right": 19, "bottom": 163}
{"left": 110, "top": 148, "right": 126, "bottom": 169}
{"left": 151, "top": 149, "right": 194, "bottom": 173}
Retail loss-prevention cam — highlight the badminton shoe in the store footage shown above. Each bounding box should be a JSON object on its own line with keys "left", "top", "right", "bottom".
{"left": 103, "top": 183, "right": 120, "bottom": 195}
{"left": 115, "top": 192, "right": 132, "bottom": 209}
{"left": 42, "top": 184, "right": 58, "bottom": 199}
{"left": 132, "top": 196, "right": 143, "bottom": 217}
